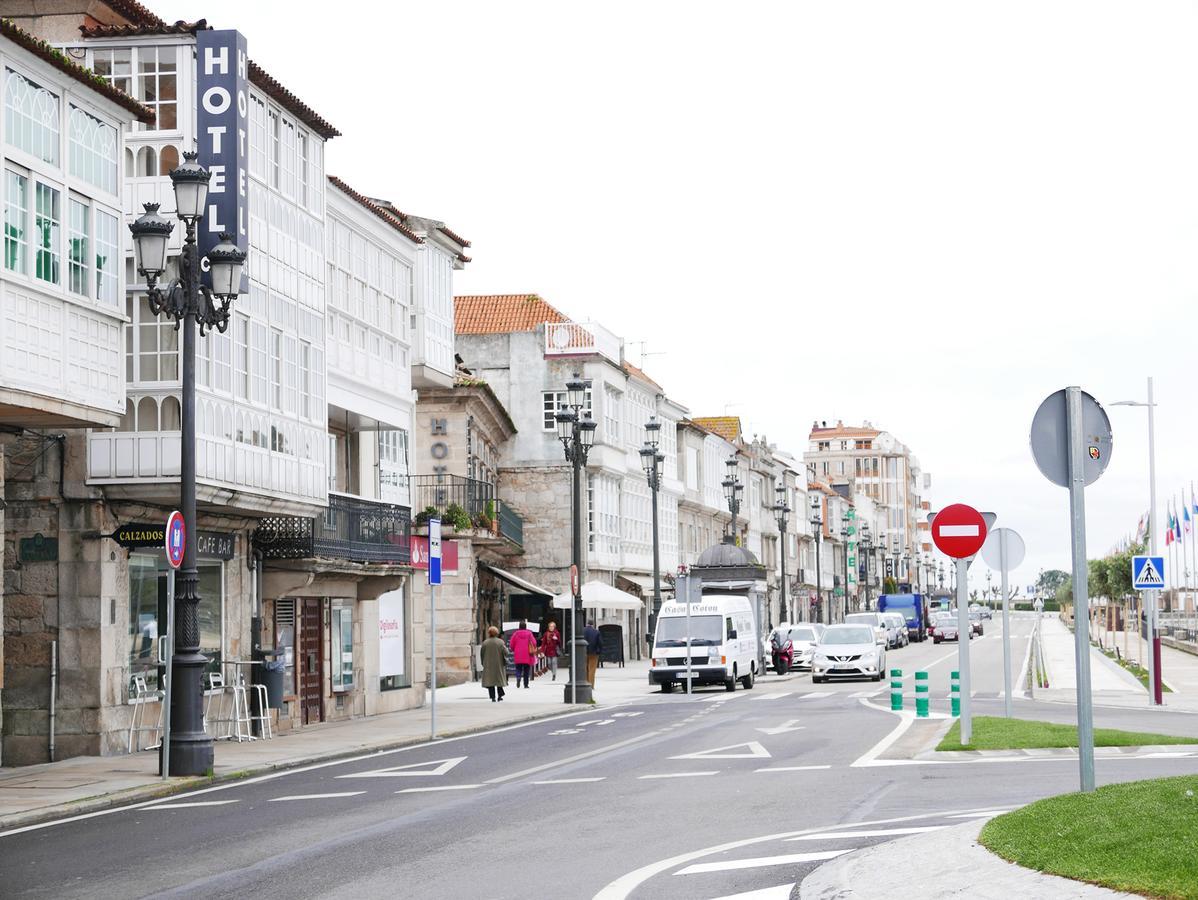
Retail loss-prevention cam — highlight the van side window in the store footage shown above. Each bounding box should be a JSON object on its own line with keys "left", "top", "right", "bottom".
{"left": 725, "top": 617, "right": 734, "bottom": 638}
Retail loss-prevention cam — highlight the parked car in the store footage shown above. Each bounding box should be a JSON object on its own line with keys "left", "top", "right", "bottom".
{"left": 770, "top": 623, "right": 822, "bottom": 671}
{"left": 930, "top": 613, "right": 961, "bottom": 643}
{"left": 878, "top": 593, "right": 930, "bottom": 642}
{"left": 811, "top": 624, "right": 887, "bottom": 683}
{"left": 881, "top": 612, "right": 909, "bottom": 649}
{"left": 844, "top": 612, "right": 888, "bottom": 647}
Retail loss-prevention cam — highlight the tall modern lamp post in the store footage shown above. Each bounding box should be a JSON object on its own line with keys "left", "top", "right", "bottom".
{"left": 129, "top": 152, "right": 246, "bottom": 776}
{"left": 839, "top": 523, "right": 851, "bottom": 618}
{"left": 772, "top": 484, "right": 791, "bottom": 623}
{"left": 555, "top": 374, "right": 597, "bottom": 704}
{"left": 1111, "top": 378, "right": 1162, "bottom": 705}
{"left": 641, "top": 416, "right": 665, "bottom": 649}
{"left": 810, "top": 494, "right": 825, "bottom": 625}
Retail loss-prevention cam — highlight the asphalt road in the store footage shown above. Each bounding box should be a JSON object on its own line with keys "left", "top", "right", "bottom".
{"left": 4, "top": 613, "right": 1197, "bottom": 900}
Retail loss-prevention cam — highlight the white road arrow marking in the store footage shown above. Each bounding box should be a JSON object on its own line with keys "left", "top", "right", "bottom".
{"left": 147, "top": 800, "right": 240, "bottom": 809}
{"left": 789, "top": 825, "right": 947, "bottom": 840}
{"left": 675, "top": 850, "right": 849, "bottom": 874}
{"left": 705, "top": 884, "right": 795, "bottom": 900}
{"left": 611, "top": 711, "right": 644, "bottom": 718}
{"left": 671, "top": 741, "right": 771, "bottom": 760}
{"left": 337, "top": 756, "right": 466, "bottom": 778}
{"left": 268, "top": 792, "right": 365, "bottom": 802}
{"left": 549, "top": 728, "right": 583, "bottom": 735}
{"left": 755, "top": 720, "right": 804, "bottom": 736}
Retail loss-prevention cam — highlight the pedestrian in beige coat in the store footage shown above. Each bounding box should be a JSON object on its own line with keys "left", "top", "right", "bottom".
{"left": 480, "top": 625, "right": 508, "bottom": 702}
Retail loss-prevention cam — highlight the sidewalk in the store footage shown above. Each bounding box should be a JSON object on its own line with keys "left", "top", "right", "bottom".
{"left": 0, "top": 659, "right": 656, "bottom": 832}
{"left": 1032, "top": 615, "right": 1198, "bottom": 712}
{"left": 799, "top": 819, "right": 1136, "bottom": 898}
{"left": 1094, "top": 620, "right": 1198, "bottom": 698}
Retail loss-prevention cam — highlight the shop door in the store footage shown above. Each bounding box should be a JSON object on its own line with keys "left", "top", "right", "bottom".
{"left": 300, "top": 599, "right": 323, "bottom": 724}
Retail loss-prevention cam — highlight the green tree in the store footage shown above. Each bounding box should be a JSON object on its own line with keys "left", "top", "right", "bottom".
{"left": 1055, "top": 577, "right": 1072, "bottom": 607}
{"left": 1037, "top": 569, "right": 1069, "bottom": 596}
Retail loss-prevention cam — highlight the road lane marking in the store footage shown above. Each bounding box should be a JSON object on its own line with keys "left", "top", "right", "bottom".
{"left": 396, "top": 784, "right": 483, "bottom": 793}
{"left": 611, "top": 711, "right": 644, "bottom": 718}
{"left": 486, "top": 731, "right": 663, "bottom": 784}
{"left": 337, "top": 756, "right": 466, "bottom": 778}
{"left": 671, "top": 741, "right": 770, "bottom": 760}
{"left": 755, "top": 765, "right": 831, "bottom": 773}
{"left": 706, "top": 884, "right": 794, "bottom": 900}
{"left": 755, "top": 720, "right": 804, "bottom": 736}
{"left": 947, "top": 809, "right": 1015, "bottom": 818}
{"left": 752, "top": 692, "right": 793, "bottom": 701}
{"left": 268, "top": 792, "right": 365, "bottom": 802}
{"left": 594, "top": 806, "right": 1027, "bottom": 899}
{"left": 675, "top": 850, "right": 849, "bottom": 874}
{"left": 532, "top": 778, "right": 606, "bottom": 784}
{"left": 849, "top": 707, "right": 915, "bottom": 767}
{"left": 146, "top": 800, "right": 240, "bottom": 809}
{"left": 789, "top": 825, "right": 948, "bottom": 840}
{"left": 639, "top": 771, "right": 719, "bottom": 780}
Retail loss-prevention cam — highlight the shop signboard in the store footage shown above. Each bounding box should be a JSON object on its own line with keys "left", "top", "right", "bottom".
{"left": 378, "top": 588, "right": 406, "bottom": 679}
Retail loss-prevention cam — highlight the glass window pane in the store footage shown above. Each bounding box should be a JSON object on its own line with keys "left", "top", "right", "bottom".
{"left": 6, "top": 69, "right": 60, "bottom": 165}
{"left": 68, "top": 199, "right": 89, "bottom": 296}
{"left": 34, "top": 183, "right": 60, "bottom": 284}
{"left": 5, "top": 170, "right": 27, "bottom": 274}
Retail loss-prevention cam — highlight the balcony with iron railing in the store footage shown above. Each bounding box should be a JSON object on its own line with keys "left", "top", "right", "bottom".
{"left": 409, "top": 475, "right": 524, "bottom": 549}
{"left": 255, "top": 492, "right": 411, "bottom": 565}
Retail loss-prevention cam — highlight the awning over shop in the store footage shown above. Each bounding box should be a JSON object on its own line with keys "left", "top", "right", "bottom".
{"left": 617, "top": 574, "right": 656, "bottom": 593}
{"left": 478, "top": 562, "right": 555, "bottom": 597}
{"left": 552, "top": 581, "right": 645, "bottom": 611}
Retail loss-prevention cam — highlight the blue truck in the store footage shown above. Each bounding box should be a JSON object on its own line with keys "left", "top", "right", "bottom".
{"left": 877, "top": 593, "right": 929, "bottom": 642}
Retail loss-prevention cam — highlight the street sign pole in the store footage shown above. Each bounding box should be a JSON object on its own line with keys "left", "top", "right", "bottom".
{"left": 1000, "top": 539, "right": 1012, "bottom": 718}
{"left": 429, "top": 518, "right": 442, "bottom": 741}
{"left": 1146, "top": 376, "right": 1162, "bottom": 705}
{"left": 162, "top": 567, "right": 175, "bottom": 779}
{"left": 685, "top": 574, "right": 692, "bottom": 695}
{"left": 1067, "top": 387, "right": 1096, "bottom": 792}
{"left": 956, "top": 557, "right": 972, "bottom": 744}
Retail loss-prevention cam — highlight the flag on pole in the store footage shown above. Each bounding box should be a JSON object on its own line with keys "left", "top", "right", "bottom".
{"left": 1192, "top": 482, "right": 1197, "bottom": 518}
{"left": 1186, "top": 504, "right": 1192, "bottom": 534}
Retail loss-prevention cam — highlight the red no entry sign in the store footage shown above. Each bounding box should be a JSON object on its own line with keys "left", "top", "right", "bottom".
{"left": 932, "top": 503, "right": 987, "bottom": 559}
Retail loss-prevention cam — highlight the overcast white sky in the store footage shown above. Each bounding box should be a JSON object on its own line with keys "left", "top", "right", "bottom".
{"left": 177, "top": 0, "right": 1198, "bottom": 593}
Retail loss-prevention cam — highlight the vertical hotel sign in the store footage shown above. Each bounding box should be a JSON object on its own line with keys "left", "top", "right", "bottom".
{"left": 196, "top": 29, "right": 249, "bottom": 293}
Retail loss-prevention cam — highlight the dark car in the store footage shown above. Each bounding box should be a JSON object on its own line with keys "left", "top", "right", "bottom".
{"left": 930, "top": 613, "right": 960, "bottom": 644}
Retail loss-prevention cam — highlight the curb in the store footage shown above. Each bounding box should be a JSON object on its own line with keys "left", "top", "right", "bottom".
{"left": 0, "top": 706, "right": 571, "bottom": 833}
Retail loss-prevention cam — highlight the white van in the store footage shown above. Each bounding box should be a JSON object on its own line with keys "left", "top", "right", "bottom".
{"left": 650, "top": 594, "right": 759, "bottom": 692}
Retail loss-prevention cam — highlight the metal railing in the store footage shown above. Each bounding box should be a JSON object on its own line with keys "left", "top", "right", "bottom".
{"left": 410, "top": 475, "right": 495, "bottom": 519}
{"left": 1159, "top": 610, "right": 1198, "bottom": 643}
{"left": 543, "top": 320, "right": 623, "bottom": 364}
{"left": 313, "top": 493, "right": 411, "bottom": 564}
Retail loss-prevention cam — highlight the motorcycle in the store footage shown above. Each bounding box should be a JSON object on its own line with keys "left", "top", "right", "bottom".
{"left": 770, "top": 631, "right": 793, "bottom": 675}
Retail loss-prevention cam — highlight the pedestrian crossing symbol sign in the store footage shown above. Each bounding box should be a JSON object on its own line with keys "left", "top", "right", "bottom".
{"left": 1132, "top": 555, "right": 1165, "bottom": 590}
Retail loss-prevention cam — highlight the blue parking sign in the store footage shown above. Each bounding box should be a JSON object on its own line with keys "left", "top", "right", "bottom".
{"left": 428, "top": 518, "right": 442, "bottom": 586}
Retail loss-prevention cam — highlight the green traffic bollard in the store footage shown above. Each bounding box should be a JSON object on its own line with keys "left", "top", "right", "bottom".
{"left": 890, "top": 668, "right": 903, "bottom": 711}
{"left": 950, "top": 669, "right": 960, "bottom": 717}
{"left": 915, "top": 670, "right": 929, "bottom": 718}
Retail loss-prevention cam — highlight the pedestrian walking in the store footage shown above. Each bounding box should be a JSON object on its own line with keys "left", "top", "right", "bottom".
{"left": 510, "top": 619, "right": 538, "bottom": 689}
{"left": 540, "top": 620, "right": 562, "bottom": 680}
{"left": 480, "top": 626, "right": 508, "bottom": 702}
{"left": 584, "top": 620, "right": 602, "bottom": 690}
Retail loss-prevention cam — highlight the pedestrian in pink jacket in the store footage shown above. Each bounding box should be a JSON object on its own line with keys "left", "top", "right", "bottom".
{"left": 510, "top": 620, "right": 539, "bottom": 689}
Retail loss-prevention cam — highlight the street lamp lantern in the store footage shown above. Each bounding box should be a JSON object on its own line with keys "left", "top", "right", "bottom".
{"left": 566, "top": 373, "right": 588, "bottom": 409}
{"left": 644, "top": 415, "right": 661, "bottom": 443}
{"left": 168, "top": 151, "right": 211, "bottom": 221}
{"left": 127, "top": 151, "right": 247, "bottom": 778}
{"left": 579, "top": 414, "right": 597, "bottom": 448}
{"left": 554, "top": 405, "right": 574, "bottom": 442}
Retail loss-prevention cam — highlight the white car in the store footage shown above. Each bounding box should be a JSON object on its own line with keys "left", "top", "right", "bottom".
{"left": 844, "top": 612, "right": 888, "bottom": 647}
{"left": 880, "top": 612, "right": 909, "bottom": 649}
{"left": 812, "top": 624, "right": 887, "bottom": 683}
{"left": 770, "top": 623, "right": 823, "bottom": 671}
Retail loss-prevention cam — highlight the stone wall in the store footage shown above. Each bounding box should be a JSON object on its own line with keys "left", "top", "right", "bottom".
{"left": 496, "top": 464, "right": 575, "bottom": 592}
{"left": 410, "top": 537, "right": 477, "bottom": 687}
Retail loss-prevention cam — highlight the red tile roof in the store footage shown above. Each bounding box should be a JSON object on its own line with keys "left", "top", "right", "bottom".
{"left": 0, "top": 18, "right": 155, "bottom": 123}
{"left": 691, "top": 416, "right": 742, "bottom": 443}
{"left": 622, "top": 361, "right": 662, "bottom": 392}
{"left": 79, "top": 19, "right": 202, "bottom": 38}
{"left": 100, "top": 0, "right": 165, "bottom": 26}
{"left": 437, "top": 225, "right": 471, "bottom": 248}
{"left": 809, "top": 419, "right": 881, "bottom": 439}
{"left": 454, "top": 295, "right": 568, "bottom": 335}
{"left": 248, "top": 60, "right": 340, "bottom": 139}
{"left": 328, "top": 176, "right": 424, "bottom": 244}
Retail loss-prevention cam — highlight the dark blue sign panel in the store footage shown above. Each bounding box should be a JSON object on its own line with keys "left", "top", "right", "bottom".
{"left": 196, "top": 29, "right": 249, "bottom": 292}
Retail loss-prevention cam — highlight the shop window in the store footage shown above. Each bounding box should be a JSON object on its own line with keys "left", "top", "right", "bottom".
{"left": 331, "top": 606, "right": 353, "bottom": 692}
{"left": 378, "top": 588, "right": 408, "bottom": 691}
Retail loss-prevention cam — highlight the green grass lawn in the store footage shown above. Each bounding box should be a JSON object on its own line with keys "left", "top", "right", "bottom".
{"left": 980, "top": 776, "right": 1198, "bottom": 899}
{"left": 937, "top": 715, "right": 1198, "bottom": 751}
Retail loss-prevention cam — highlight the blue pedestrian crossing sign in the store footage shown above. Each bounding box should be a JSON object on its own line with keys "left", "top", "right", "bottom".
{"left": 1132, "top": 555, "right": 1165, "bottom": 590}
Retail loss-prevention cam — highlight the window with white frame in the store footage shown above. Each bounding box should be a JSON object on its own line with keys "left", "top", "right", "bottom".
{"left": 269, "top": 110, "right": 280, "bottom": 189}
{"left": 250, "top": 321, "right": 268, "bottom": 405}
{"left": 91, "top": 46, "right": 176, "bottom": 131}
{"left": 298, "top": 130, "right": 308, "bottom": 207}
{"left": 542, "top": 389, "right": 591, "bottom": 430}
{"left": 281, "top": 118, "right": 296, "bottom": 198}
{"left": 603, "top": 385, "right": 620, "bottom": 444}
{"left": 4, "top": 169, "right": 28, "bottom": 274}
{"left": 378, "top": 429, "right": 409, "bottom": 505}
{"left": 249, "top": 95, "right": 266, "bottom": 179}
{"left": 270, "top": 328, "right": 282, "bottom": 409}
{"left": 127, "top": 294, "right": 179, "bottom": 382}
{"left": 94, "top": 209, "right": 119, "bottom": 305}
{"left": 234, "top": 314, "right": 250, "bottom": 400}
{"left": 6, "top": 69, "right": 59, "bottom": 165}
{"left": 68, "top": 106, "right": 117, "bottom": 195}
{"left": 67, "top": 197, "right": 88, "bottom": 295}
{"left": 34, "top": 181, "right": 60, "bottom": 285}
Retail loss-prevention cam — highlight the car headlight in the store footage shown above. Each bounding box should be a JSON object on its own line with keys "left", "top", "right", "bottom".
{"left": 813, "top": 653, "right": 828, "bottom": 663}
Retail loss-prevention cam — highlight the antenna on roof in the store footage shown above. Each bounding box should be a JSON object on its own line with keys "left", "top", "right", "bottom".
{"left": 627, "top": 341, "right": 665, "bottom": 368}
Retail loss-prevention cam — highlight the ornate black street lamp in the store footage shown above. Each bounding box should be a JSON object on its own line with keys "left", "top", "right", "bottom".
{"left": 810, "top": 493, "right": 825, "bottom": 625}
{"left": 640, "top": 416, "right": 665, "bottom": 649}
{"left": 129, "top": 151, "right": 246, "bottom": 777}
{"left": 861, "top": 522, "right": 874, "bottom": 610}
{"left": 772, "top": 484, "right": 791, "bottom": 623}
{"left": 555, "top": 373, "right": 596, "bottom": 703}
{"left": 721, "top": 455, "right": 743, "bottom": 542}
{"left": 839, "top": 522, "right": 852, "bottom": 619}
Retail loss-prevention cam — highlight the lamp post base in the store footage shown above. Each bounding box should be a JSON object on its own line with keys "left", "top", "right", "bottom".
{"left": 563, "top": 681, "right": 593, "bottom": 704}
{"left": 562, "top": 637, "right": 593, "bottom": 703}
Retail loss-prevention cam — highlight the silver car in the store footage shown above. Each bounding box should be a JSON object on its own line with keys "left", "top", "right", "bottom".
{"left": 771, "top": 623, "right": 823, "bottom": 671}
{"left": 844, "top": 612, "right": 888, "bottom": 646}
{"left": 812, "top": 624, "right": 888, "bottom": 683}
{"left": 881, "top": 612, "right": 909, "bottom": 649}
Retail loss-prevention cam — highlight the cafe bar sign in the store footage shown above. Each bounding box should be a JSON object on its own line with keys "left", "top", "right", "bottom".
{"left": 108, "top": 523, "right": 235, "bottom": 560}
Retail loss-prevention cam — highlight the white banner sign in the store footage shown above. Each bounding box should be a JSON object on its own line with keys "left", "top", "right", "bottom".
{"left": 378, "top": 587, "right": 406, "bottom": 679}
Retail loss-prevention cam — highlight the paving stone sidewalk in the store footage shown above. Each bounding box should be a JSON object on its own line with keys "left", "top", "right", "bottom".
{"left": 0, "top": 659, "right": 658, "bottom": 831}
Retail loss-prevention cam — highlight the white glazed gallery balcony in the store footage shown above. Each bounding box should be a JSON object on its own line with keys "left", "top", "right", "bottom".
{"left": 543, "top": 320, "right": 622, "bottom": 365}
{"left": 88, "top": 390, "right": 328, "bottom": 516}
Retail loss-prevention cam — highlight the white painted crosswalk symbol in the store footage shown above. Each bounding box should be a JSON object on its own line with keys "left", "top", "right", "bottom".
{"left": 1132, "top": 555, "right": 1165, "bottom": 590}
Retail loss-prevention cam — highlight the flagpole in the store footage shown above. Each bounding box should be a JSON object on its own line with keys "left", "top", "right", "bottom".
{"left": 1189, "top": 483, "right": 1197, "bottom": 614}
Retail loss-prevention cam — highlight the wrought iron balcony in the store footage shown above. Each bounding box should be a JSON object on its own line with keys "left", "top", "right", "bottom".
{"left": 254, "top": 493, "right": 410, "bottom": 565}
{"left": 497, "top": 501, "right": 523, "bottom": 547}
{"left": 410, "top": 475, "right": 495, "bottom": 519}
